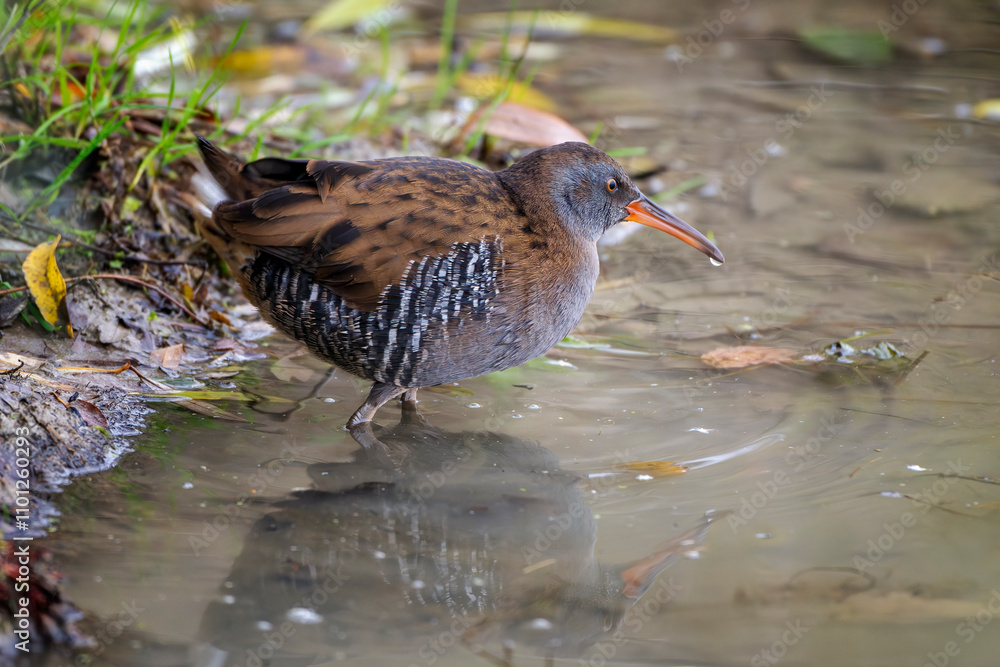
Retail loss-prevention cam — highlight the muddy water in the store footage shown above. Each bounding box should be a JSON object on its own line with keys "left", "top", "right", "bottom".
{"left": 45, "top": 1, "right": 1000, "bottom": 665}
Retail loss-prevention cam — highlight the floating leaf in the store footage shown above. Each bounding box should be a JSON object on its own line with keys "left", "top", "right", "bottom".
{"left": 816, "top": 338, "right": 923, "bottom": 388}
{"left": 614, "top": 461, "right": 688, "bottom": 477}
{"left": 701, "top": 345, "right": 799, "bottom": 369}
{"left": 21, "top": 235, "right": 72, "bottom": 336}
{"left": 800, "top": 27, "right": 892, "bottom": 66}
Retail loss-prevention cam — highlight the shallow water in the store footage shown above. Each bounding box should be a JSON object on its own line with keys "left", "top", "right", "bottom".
{"left": 43, "top": 1, "right": 1000, "bottom": 665}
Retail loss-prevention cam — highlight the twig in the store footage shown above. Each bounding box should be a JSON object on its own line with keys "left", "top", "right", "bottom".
{"left": 51, "top": 391, "right": 71, "bottom": 408}
{"left": 849, "top": 457, "right": 881, "bottom": 478}
{"left": 0, "top": 360, "right": 25, "bottom": 376}
{"left": 57, "top": 360, "right": 162, "bottom": 389}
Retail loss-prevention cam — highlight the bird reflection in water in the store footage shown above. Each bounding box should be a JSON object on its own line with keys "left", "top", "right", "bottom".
{"left": 196, "top": 411, "right": 725, "bottom": 666}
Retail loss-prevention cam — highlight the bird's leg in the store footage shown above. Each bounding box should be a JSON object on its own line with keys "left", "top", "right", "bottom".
{"left": 346, "top": 420, "right": 411, "bottom": 467}
{"left": 399, "top": 388, "right": 431, "bottom": 427}
{"left": 348, "top": 382, "right": 406, "bottom": 427}
{"left": 400, "top": 388, "right": 420, "bottom": 415}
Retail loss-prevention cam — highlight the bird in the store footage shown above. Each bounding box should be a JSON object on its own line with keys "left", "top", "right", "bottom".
{"left": 194, "top": 136, "right": 724, "bottom": 427}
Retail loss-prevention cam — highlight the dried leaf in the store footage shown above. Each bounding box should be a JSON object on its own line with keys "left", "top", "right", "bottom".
{"left": 213, "top": 45, "right": 310, "bottom": 77}
{"left": 458, "top": 73, "right": 557, "bottom": 112}
{"left": 614, "top": 461, "right": 688, "bottom": 477}
{"left": 149, "top": 343, "right": 185, "bottom": 369}
{"left": 468, "top": 101, "right": 588, "bottom": 148}
{"left": 303, "top": 0, "right": 398, "bottom": 36}
{"left": 0, "top": 352, "right": 43, "bottom": 372}
{"left": 0, "top": 297, "right": 27, "bottom": 327}
{"left": 74, "top": 400, "right": 109, "bottom": 428}
{"left": 463, "top": 12, "right": 678, "bottom": 44}
{"left": 209, "top": 309, "right": 232, "bottom": 326}
{"left": 972, "top": 99, "right": 1000, "bottom": 121}
{"left": 21, "top": 236, "right": 72, "bottom": 337}
{"left": 701, "top": 345, "right": 799, "bottom": 369}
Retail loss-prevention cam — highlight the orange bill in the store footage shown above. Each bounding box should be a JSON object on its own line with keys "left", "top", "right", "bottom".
{"left": 625, "top": 195, "right": 724, "bottom": 264}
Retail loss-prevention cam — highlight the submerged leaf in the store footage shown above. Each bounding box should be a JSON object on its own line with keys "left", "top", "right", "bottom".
{"left": 21, "top": 236, "right": 72, "bottom": 336}
{"left": 701, "top": 346, "right": 799, "bottom": 369}
{"left": 800, "top": 27, "right": 892, "bottom": 65}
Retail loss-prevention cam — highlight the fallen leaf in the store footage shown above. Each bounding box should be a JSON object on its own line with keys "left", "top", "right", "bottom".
{"left": 458, "top": 73, "right": 557, "bottom": 111}
{"left": 614, "top": 461, "right": 688, "bottom": 477}
{"left": 0, "top": 296, "right": 27, "bottom": 327}
{"left": 213, "top": 45, "right": 310, "bottom": 77}
{"left": 0, "top": 351, "right": 43, "bottom": 372}
{"left": 21, "top": 235, "right": 73, "bottom": 336}
{"left": 701, "top": 345, "right": 799, "bottom": 369}
{"left": 800, "top": 27, "right": 892, "bottom": 66}
{"left": 73, "top": 400, "right": 109, "bottom": 428}
{"left": 464, "top": 101, "right": 588, "bottom": 148}
{"left": 462, "top": 12, "right": 678, "bottom": 43}
{"left": 209, "top": 309, "right": 232, "bottom": 326}
{"left": 302, "top": 0, "right": 399, "bottom": 36}
{"left": 149, "top": 343, "right": 185, "bottom": 369}
{"left": 972, "top": 99, "right": 1000, "bottom": 121}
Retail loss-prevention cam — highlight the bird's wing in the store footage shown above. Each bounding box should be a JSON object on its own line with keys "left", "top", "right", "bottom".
{"left": 212, "top": 156, "right": 514, "bottom": 312}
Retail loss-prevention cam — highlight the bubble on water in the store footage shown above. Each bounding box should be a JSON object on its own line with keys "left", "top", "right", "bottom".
{"left": 286, "top": 607, "right": 323, "bottom": 624}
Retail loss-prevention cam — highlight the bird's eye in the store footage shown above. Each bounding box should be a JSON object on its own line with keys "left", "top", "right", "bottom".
{"left": 606, "top": 178, "right": 618, "bottom": 193}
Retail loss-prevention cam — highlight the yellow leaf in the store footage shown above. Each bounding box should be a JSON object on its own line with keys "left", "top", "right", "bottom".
{"left": 972, "top": 99, "right": 1000, "bottom": 121}
{"left": 302, "top": 0, "right": 398, "bottom": 36}
{"left": 149, "top": 343, "right": 185, "bottom": 369}
{"left": 22, "top": 235, "right": 73, "bottom": 337}
{"left": 458, "top": 73, "right": 556, "bottom": 112}
{"left": 462, "top": 12, "right": 678, "bottom": 44}
{"left": 613, "top": 461, "right": 689, "bottom": 477}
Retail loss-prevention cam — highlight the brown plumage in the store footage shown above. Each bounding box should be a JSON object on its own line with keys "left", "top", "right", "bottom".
{"left": 195, "top": 136, "right": 723, "bottom": 427}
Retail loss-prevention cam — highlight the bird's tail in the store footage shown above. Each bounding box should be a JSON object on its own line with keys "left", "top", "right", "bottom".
{"left": 194, "top": 135, "right": 254, "bottom": 201}
{"left": 195, "top": 135, "right": 311, "bottom": 200}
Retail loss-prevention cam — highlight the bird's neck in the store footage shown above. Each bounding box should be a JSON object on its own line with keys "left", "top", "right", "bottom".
{"left": 495, "top": 161, "right": 557, "bottom": 231}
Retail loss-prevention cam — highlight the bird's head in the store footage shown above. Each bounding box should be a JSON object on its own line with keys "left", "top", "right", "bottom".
{"left": 498, "top": 142, "right": 724, "bottom": 264}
